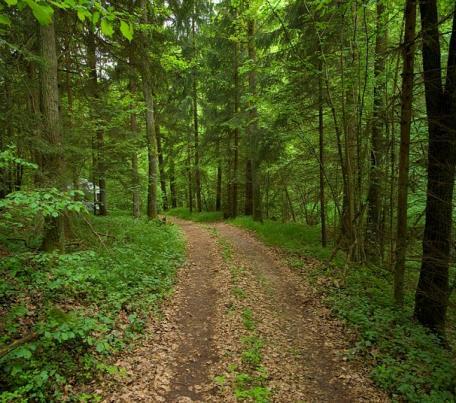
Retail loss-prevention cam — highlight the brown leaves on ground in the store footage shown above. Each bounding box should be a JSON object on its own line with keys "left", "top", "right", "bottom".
{"left": 97, "top": 219, "right": 387, "bottom": 402}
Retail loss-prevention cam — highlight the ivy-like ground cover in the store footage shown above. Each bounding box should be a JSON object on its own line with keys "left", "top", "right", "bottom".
{"left": 0, "top": 215, "right": 184, "bottom": 401}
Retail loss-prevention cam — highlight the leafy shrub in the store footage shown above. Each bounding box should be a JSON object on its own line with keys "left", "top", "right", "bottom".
{"left": 0, "top": 215, "right": 184, "bottom": 401}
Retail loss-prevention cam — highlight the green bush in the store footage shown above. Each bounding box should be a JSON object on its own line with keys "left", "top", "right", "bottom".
{"left": 0, "top": 215, "right": 184, "bottom": 401}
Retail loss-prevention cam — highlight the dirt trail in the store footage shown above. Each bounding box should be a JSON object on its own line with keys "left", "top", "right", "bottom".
{"left": 103, "top": 219, "right": 387, "bottom": 402}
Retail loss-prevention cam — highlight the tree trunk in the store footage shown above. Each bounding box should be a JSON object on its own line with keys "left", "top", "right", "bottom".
{"left": 247, "top": 18, "right": 262, "bottom": 222}
{"left": 129, "top": 77, "right": 141, "bottom": 218}
{"left": 87, "top": 29, "right": 107, "bottom": 216}
{"left": 414, "top": 1, "right": 456, "bottom": 334}
{"left": 192, "top": 13, "right": 202, "bottom": 213}
{"left": 394, "top": 0, "right": 417, "bottom": 306}
{"left": 216, "top": 140, "right": 222, "bottom": 211}
{"left": 187, "top": 137, "right": 193, "bottom": 212}
{"left": 318, "top": 57, "right": 327, "bottom": 247}
{"left": 138, "top": 0, "right": 158, "bottom": 219}
{"left": 39, "top": 19, "right": 65, "bottom": 251}
{"left": 366, "top": 0, "right": 387, "bottom": 260}
{"left": 155, "top": 116, "right": 168, "bottom": 211}
{"left": 169, "top": 152, "right": 177, "bottom": 209}
{"left": 232, "top": 38, "right": 240, "bottom": 218}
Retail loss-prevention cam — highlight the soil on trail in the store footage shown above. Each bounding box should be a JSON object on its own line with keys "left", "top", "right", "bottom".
{"left": 102, "top": 219, "right": 387, "bottom": 402}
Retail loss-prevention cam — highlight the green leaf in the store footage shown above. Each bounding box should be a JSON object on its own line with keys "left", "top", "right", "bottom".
{"left": 5, "top": 0, "right": 18, "bottom": 5}
{"left": 25, "top": 0, "right": 53, "bottom": 25}
{"left": 92, "top": 11, "right": 100, "bottom": 25}
{"left": 120, "top": 20, "right": 133, "bottom": 41}
{"left": 100, "top": 18, "right": 113, "bottom": 37}
{"left": 0, "top": 14, "right": 11, "bottom": 25}
{"left": 77, "top": 9, "right": 85, "bottom": 22}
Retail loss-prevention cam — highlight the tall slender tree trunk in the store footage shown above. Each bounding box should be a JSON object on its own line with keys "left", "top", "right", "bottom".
{"left": 414, "top": 2, "right": 456, "bottom": 334}
{"left": 232, "top": 38, "right": 240, "bottom": 218}
{"left": 192, "top": 13, "right": 202, "bottom": 213}
{"left": 246, "top": 18, "right": 262, "bottom": 221}
{"left": 129, "top": 77, "right": 141, "bottom": 218}
{"left": 187, "top": 137, "right": 193, "bottom": 212}
{"left": 169, "top": 150, "right": 177, "bottom": 209}
{"left": 366, "top": 0, "right": 387, "bottom": 260}
{"left": 138, "top": 0, "right": 158, "bottom": 219}
{"left": 216, "top": 139, "right": 222, "bottom": 211}
{"left": 318, "top": 57, "right": 327, "bottom": 247}
{"left": 155, "top": 116, "right": 168, "bottom": 211}
{"left": 394, "top": 0, "right": 417, "bottom": 306}
{"left": 87, "top": 29, "right": 107, "bottom": 216}
{"left": 39, "top": 19, "right": 65, "bottom": 251}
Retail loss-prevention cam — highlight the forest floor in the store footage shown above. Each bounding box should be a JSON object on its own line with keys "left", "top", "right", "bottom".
{"left": 101, "top": 218, "right": 387, "bottom": 402}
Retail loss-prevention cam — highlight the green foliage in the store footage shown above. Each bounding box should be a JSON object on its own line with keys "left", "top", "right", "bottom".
{"left": 230, "top": 216, "right": 333, "bottom": 261}
{"left": 0, "top": 215, "right": 184, "bottom": 401}
{"left": 167, "top": 207, "right": 224, "bottom": 223}
{"left": 2, "top": 0, "right": 135, "bottom": 39}
{"left": 330, "top": 268, "right": 456, "bottom": 402}
{"left": 0, "top": 146, "right": 37, "bottom": 170}
{"left": 0, "top": 188, "right": 85, "bottom": 219}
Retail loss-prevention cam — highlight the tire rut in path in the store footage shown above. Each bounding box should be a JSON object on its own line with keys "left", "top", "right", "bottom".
{"left": 165, "top": 219, "right": 220, "bottom": 401}
{"left": 103, "top": 219, "right": 223, "bottom": 402}
{"left": 213, "top": 222, "right": 387, "bottom": 402}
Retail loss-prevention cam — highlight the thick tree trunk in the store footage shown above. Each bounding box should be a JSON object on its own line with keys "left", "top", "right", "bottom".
{"left": 87, "top": 29, "right": 107, "bottom": 216}
{"left": 414, "top": 2, "right": 456, "bottom": 334}
{"left": 39, "top": 19, "right": 65, "bottom": 251}
{"left": 366, "top": 0, "right": 387, "bottom": 260}
{"left": 394, "top": 0, "right": 417, "bottom": 306}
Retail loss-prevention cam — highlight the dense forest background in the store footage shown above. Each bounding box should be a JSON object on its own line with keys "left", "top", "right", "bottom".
{"left": 1, "top": 0, "right": 456, "bottom": 401}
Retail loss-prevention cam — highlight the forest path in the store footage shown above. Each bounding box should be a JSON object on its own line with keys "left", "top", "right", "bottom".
{"left": 102, "top": 219, "right": 387, "bottom": 402}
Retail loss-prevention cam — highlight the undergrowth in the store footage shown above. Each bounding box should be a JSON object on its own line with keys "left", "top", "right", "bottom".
{"left": 0, "top": 214, "right": 184, "bottom": 401}
{"left": 231, "top": 216, "right": 456, "bottom": 402}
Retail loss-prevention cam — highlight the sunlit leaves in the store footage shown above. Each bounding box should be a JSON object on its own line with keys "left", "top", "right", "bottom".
{"left": 1, "top": 0, "right": 135, "bottom": 40}
{"left": 100, "top": 18, "right": 113, "bottom": 37}
{"left": 25, "top": 0, "right": 53, "bottom": 25}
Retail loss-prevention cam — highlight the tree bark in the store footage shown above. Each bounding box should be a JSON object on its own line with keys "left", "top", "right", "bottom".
{"left": 414, "top": 1, "right": 456, "bottom": 334}
{"left": 366, "top": 0, "right": 387, "bottom": 260}
{"left": 169, "top": 151, "right": 177, "bottom": 209}
{"left": 87, "top": 28, "right": 107, "bottom": 216}
{"left": 394, "top": 0, "right": 417, "bottom": 306}
{"left": 129, "top": 77, "right": 141, "bottom": 218}
{"left": 192, "top": 12, "right": 202, "bottom": 213}
{"left": 232, "top": 37, "right": 240, "bottom": 218}
{"left": 246, "top": 17, "right": 262, "bottom": 221}
{"left": 155, "top": 116, "right": 168, "bottom": 211}
{"left": 39, "top": 19, "right": 65, "bottom": 251}
{"left": 318, "top": 56, "right": 327, "bottom": 247}
{"left": 138, "top": 0, "right": 158, "bottom": 219}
